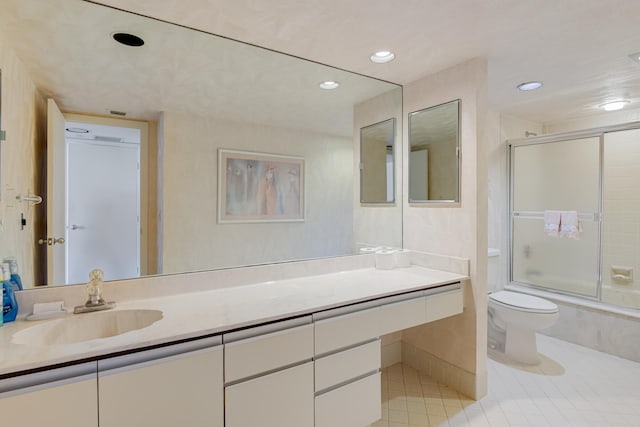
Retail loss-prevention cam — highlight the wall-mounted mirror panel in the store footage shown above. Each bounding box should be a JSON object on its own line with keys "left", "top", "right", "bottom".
{"left": 360, "top": 118, "right": 395, "bottom": 203}
{"left": 408, "top": 99, "right": 460, "bottom": 203}
{"left": 0, "top": 0, "right": 402, "bottom": 289}
{"left": 0, "top": 68, "right": 3, "bottom": 196}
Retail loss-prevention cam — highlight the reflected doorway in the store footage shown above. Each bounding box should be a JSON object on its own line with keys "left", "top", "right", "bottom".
{"left": 65, "top": 121, "right": 141, "bottom": 284}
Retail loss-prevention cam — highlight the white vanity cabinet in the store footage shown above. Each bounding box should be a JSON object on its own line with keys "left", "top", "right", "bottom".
{"left": 97, "top": 336, "right": 224, "bottom": 427}
{"left": 312, "top": 283, "right": 463, "bottom": 427}
{"left": 0, "top": 362, "right": 98, "bottom": 427}
{"left": 223, "top": 316, "right": 314, "bottom": 427}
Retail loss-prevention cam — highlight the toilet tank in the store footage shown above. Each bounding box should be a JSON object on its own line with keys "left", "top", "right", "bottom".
{"left": 488, "top": 248, "right": 502, "bottom": 293}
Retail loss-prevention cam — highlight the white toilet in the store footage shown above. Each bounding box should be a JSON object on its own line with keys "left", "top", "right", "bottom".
{"left": 488, "top": 291, "right": 559, "bottom": 364}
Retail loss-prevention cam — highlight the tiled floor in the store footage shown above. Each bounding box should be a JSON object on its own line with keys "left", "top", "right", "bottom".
{"left": 373, "top": 335, "right": 640, "bottom": 426}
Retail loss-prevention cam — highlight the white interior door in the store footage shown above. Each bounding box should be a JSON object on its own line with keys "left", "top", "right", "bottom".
{"left": 67, "top": 139, "right": 140, "bottom": 284}
{"left": 46, "top": 98, "right": 67, "bottom": 285}
{"left": 409, "top": 148, "right": 428, "bottom": 201}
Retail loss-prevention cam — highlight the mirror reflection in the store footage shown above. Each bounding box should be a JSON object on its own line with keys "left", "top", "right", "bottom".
{"left": 360, "top": 119, "right": 395, "bottom": 204}
{"left": 0, "top": 0, "right": 402, "bottom": 289}
{"left": 408, "top": 99, "right": 460, "bottom": 202}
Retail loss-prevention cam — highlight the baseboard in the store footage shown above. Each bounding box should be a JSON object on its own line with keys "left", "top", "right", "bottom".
{"left": 401, "top": 341, "right": 486, "bottom": 399}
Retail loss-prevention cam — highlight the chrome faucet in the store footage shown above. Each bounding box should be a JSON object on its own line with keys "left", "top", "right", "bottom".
{"left": 74, "top": 269, "right": 116, "bottom": 314}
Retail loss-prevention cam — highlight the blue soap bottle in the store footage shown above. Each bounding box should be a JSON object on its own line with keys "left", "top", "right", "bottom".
{"left": 4, "top": 257, "right": 23, "bottom": 290}
{"left": 2, "top": 263, "right": 18, "bottom": 323}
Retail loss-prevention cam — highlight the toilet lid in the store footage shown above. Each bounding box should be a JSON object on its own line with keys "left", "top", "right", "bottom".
{"left": 490, "top": 291, "right": 558, "bottom": 313}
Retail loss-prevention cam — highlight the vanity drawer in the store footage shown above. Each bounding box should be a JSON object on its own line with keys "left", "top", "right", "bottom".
{"left": 314, "top": 339, "right": 380, "bottom": 392}
{"left": 226, "top": 361, "right": 314, "bottom": 427}
{"left": 314, "top": 294, "right": 426, "bottom": 355}
{"left": 426, "top": 288, "right": 463, "bottom": 322}
{"left": 315, "top": 372, "right": 381, "bottom": 427}
{"left": 224, "top": 318, "right": 313, "bottom": 383}
{"left": 377, "top": 295, "right": 428, "bottom": 336}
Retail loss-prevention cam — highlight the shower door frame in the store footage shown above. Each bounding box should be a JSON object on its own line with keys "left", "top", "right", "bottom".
{"left": 507, "top": 120, "right": 640, "bottom": 302}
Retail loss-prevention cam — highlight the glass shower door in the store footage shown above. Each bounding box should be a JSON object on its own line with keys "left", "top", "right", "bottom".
{"left": 510, "top": 137, "right": 601, "bottom": 297}
{"left": 601, "top": 129, "right": 640, "bottom": 309}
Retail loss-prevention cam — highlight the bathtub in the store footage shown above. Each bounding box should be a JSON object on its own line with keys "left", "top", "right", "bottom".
{"left": 506, "top": 281, "right": 640, "bottom": 363}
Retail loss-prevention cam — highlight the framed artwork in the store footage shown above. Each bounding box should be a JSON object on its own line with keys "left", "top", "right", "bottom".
{"left": 218, "top": 149, "right": 305, "bottom": 223}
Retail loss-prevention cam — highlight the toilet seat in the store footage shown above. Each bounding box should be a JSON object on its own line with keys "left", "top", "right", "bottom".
{"left": 489, "top": 291, "right": 558, "bottom": 314}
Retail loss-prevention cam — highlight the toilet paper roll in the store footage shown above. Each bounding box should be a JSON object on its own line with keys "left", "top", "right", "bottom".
{"left": 359, "top": 246, "right": 381, "bottom": 254}
{"left": 375, "top": 250, "right": 396, "bottom": 270}
{"left": 394, "top": 249, "right": 411, "bottom": 268}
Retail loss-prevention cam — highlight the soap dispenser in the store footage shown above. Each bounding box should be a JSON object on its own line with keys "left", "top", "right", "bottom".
{"left": 3, "top": 257, "right": 23, "bottom": 290}
{"left": 2, "top": 262, "right": 18, "bottom": 323}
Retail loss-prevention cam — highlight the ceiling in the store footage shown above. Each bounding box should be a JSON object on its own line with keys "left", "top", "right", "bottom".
{"left": 92, "top": 0, "right": 640, "bottom": 124}
{"left": 0, "top": 0, "right": 398, "bottom": 136}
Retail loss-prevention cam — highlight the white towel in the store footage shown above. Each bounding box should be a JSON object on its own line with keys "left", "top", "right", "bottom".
{"left": 544, "top": 210, "right": 561, "bottom": 237}
{"left": 560, "top": 211, "right": 581, "bottom": 239}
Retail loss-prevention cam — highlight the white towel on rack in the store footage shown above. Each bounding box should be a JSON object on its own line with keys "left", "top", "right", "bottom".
{"left": 544, "top": 210, "right": 561, "bottom": 237}
{"left": 560, "top": 211, "right": 581, "bottom": 239}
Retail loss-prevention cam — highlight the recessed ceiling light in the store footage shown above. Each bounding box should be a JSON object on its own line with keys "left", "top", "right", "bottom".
{"left": 65, "top": 127, "right": 89, "bottom": 133}
{"left": 517, "top": 81, "right": 543, "bottom": 91}
{"left": 319, "top": 81, "right": 339, "bottom": 90}
{"left": 628, "top": 51, "right": 640, "bottom": 64}
{"left": 112, "top": 32, "right": 145, "bottom": 47}
{"left": 599, "top": 100, "right": 630, "bottom": 111}
{"left": 370, "top": 51, "right": 395, "bottom": 64}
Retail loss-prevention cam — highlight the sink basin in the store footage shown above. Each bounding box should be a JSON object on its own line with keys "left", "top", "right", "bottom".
{"left": 11, "top": 309, "right": 163, "bottom": 346}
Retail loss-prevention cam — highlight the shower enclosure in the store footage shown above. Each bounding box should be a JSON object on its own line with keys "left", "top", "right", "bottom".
{"left": 509, "top": 122, "right": 640, "bottom": 311}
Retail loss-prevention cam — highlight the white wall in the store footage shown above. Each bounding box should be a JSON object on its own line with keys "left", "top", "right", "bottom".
{"left": 353, "top": 88, "right": 403, "bottom": 249}
{"left": 159, "top": 111, "right": 354, "bottom": 273}
{"left": 401, "top": 58, "right": 488, "bottom": 399}
{"left": 0, "top": 37, "right": 46, "bottom": 288}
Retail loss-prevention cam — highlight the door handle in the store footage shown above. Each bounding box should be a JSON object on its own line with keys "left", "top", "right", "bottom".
{"left": 69, "top": 224, "right": 84, "bottom": 230}
{"left": 38, "top": 237, "right": 65, "bottom": 246}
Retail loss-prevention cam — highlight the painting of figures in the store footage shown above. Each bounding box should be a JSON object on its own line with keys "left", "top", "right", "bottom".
{"left": 218, "top": 149, "right": 305, "bottom": 222}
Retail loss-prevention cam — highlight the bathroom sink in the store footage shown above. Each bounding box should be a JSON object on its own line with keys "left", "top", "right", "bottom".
{"left": 11, "top": 309, "right": 163, "bottom": 346}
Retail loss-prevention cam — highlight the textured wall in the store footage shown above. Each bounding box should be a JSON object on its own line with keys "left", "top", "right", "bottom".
{"left": 160, "top": 111, "right": 354, "bottom": 273}
{"left": 401, "top": 58, "right": 489, "bottom": 398}
{"left": 0, "top": 37, "right": 46, "bottom": 288}
{"left": 353, "top": 88, "right": 403, "bottom": 249}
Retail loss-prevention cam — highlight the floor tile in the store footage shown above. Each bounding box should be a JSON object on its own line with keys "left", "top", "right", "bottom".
{"left": 376, "top": 335, "right": 640, "bottom": 427}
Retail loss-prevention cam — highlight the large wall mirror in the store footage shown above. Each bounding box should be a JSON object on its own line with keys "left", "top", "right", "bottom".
{"left": 0, "top": 69, "right": 4, "bottom": 195}
{"left": 408, "top": 99, "right": 460, "bottom": 203}
{"left": 0, "top": 0, "right": 402, "bottom": 289}
{"left": 360, "top": 118, "right": 395, "bottom": 203}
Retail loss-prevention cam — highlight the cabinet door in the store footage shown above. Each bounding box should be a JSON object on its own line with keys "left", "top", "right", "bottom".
{"left": 225, "top": 361, "right": 314, "bottom": 427}
{"left": 0, "top": 362, "right": 98, "bottom": 427}
{"left": 98, "top": 337, "right": 223, "bottom": 427}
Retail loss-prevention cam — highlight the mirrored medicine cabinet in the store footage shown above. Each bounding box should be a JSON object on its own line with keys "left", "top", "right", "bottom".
{"left": 408, "top": 99, "right": 460, "bottom": 203}
{"left": 360, "top": 118, "right": 395, "bottom": 204}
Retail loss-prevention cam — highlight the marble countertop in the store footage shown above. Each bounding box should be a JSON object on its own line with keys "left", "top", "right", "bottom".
{"left": 0, "top": 266, "right": 466, "bottom": 377}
